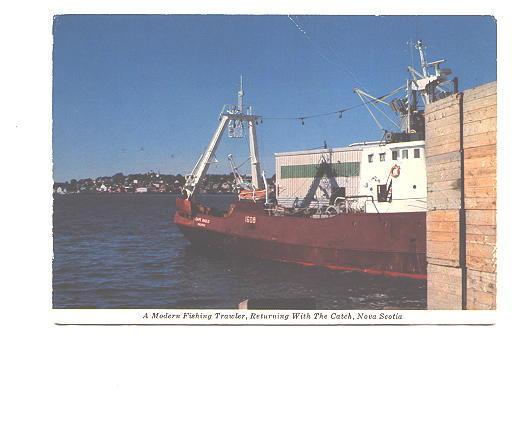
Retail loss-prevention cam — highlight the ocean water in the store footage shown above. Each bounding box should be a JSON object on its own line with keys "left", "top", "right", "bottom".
{"left": 52, "top": 194, "right": 426, "bottom": 309}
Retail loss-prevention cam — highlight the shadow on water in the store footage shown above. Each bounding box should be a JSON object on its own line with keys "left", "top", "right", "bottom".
{"left": 179, "top": 244, "right": 426, "bottom": 310}
{"left": 52, "top": 194, "right": 426, "bottom": 309}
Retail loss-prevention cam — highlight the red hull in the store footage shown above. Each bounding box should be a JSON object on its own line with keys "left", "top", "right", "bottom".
{"left": 174, "top": 199, "right": 427, "bottom": 279}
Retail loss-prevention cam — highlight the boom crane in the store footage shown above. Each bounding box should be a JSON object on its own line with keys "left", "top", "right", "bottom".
{"left": 227, "top": 154, "right": 251, "bottom": 191}
{"left": 183, "top": 78, "right": 264, "bottom": 199}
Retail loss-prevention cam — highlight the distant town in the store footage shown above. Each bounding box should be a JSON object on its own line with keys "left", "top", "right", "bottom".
{"left": 53, "top": 172, "right": 275, "bottom": 195}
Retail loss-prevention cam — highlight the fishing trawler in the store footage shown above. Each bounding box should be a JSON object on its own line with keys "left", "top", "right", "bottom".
{"left": 174, "top": 41, "right": 458, "bottom": 279}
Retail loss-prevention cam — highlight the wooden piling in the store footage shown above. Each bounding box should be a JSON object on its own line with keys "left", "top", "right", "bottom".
{"left": 425, "top": 82, "right": 496, "bottom": 310}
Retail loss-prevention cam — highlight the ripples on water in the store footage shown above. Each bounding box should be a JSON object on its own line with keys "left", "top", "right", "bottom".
{"left": 53, "top": 194, "right": 426, "bottom": 309}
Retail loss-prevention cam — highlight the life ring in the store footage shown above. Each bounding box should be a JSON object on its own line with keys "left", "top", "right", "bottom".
{"left": 391, "top": 164, "right": 401, "bottom": 178}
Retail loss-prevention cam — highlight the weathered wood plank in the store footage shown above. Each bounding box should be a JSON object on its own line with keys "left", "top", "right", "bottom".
{"left": 425, "top": 105, "right": 460, "bottom": 121}
{"left": 425, "top": 94, "right": 461, "bottom": 113}
{"left": 427, "top": 167, "right": 462, "bottom": 183}
{"left": 425, "top": 113, "right": 460, "bottom": 131}
{"left": 427, "top": 268, "right": 463, "bottom": 284}
{"left": 463, "top": 105, "right": 497, "bottom": 124}
{"left": 427, "top": 160, "right": 461, "bottom": 174}
{"left": 466, "top": 209, "right": 496, "bottom": 226}
{"left": 463, "top": 131, "right": 496, "bottom": 149}
{"left": 466, "top": 267, "right": 496, "bottom": 309}
{"left": 463, "top": 95, "right": 497, "bottom": 113}
{"left": 466, "top": 241, "right": 496, "bottom": 258}
{"left": 466, "top": 233, "right": 496, "bottom": 246}
{"left": 428, "top": 282, "right": 463, "bottom": 298}
{"left": 427, "top": 179, "right": 461, "bottom": 192}
{"left": 467, "top": 269, "right": 497, "bottom": 292}
{"left": 464, "top": 166, "right": 496, "bottom": 179}
{"left": 427, "top": 263, "right": 463, "bottom": 310}
{"left": 427, "top": 196, "right": 461, "bottom": 210}
{"left": 464, "top": 186, "right": 496, "bottom": 198}
{"left": 428, "top": 222, "right": 459, "bottom": 233}
{"left": 464, "top": 155, "right": 496, "bottom": 171}
{"left": 427, "top": 254, "right": 460, "bottom": 265}
{"left": 466, "top": 289, "right": 496, "bottom": 308}
{"left": 428, "top": 231, "right": 459, "bottom": 243}
{"left": 463, "top": 94, "right": 497, "bottom": 113}
{"left": 426, "top": 142, "right": 461, "bottom": 157}
{"left": 463, "top": 82, "right": 496, "bottom": 102}
{"left": 463, "top": 117, "right": 497, "bottom": 136}
{"left": 427, "top": 263, "right": 463, "bottom": 275}
{"left": 426, "top": 129, "right": 461, "bottom": 146}
{"left": 464, "top": 144, "right": 496, "bottom": 160}
{"left": 466, "top": 291, "right": 496, "bottom": 310}
{"left": 426, "top": 121, "right": 461, "bottom": 140}
{"left": 464, "top": 175, "right": 496, "bottom": 189}
{"left": 426, "top": 150, "right": 461, "bottom": 165}
{"left": 427, "top": 257, "right": 460, "bottom": 267}
{"left": 427, "top": 209, "right": 460, "bottom": 223}
{"left": 466, "top": 223, "right": 496, "bottom": 236}
{"left": 465, "top": 197, "right": 496, "bottom": 210}
{"left": 427, "top": 198, "right": 462, "bottom": 211}
{"left": 427, "top": 240, "right": 460, "bottom": 259}
{"left": 428, "top": 189, "right": 462, "bottom": 201}
{"left": 467, "top": 255, "right": 497, "bottom": 274}
{"left": 428, "top": 275, "right": 463, "bottom": 290}
{"left": 428, "top": 296, "right": 463, "bottom": 310}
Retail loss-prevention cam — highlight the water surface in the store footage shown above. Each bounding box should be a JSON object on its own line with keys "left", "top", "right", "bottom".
{"left": 53, "top": 194, "right": 426, "bottom": 309}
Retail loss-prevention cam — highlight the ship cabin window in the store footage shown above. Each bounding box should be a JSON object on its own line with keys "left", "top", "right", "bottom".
{"left": 392, "top": 150, "right": 398, "bottom": 160}
{"left": 402, "top": 149, "right": 408, "bottom": 159}
{"left": 368, "top": 154, "right": 373, "bottom": 163}
{"left": 414, "top": 148, "right": 421, "bottom": 158}
{"left": 379, "top": 153, "right": 386, "bottom": 162}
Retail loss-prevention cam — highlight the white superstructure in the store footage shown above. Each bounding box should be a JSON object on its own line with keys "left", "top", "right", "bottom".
{"left": 272, "top": 40, "right": 456, "bottom": 216}
{"left": 275, "top": 139, "right": 426, "bottom": 213}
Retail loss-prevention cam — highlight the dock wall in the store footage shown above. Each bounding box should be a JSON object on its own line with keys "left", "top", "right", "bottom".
{"left": 425, "top": 82, "right": 497, "bottom": 310}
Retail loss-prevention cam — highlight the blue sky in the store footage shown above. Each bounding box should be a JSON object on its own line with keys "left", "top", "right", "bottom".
{"left": 52, "top": 15, "right": 496, "bottom": 181}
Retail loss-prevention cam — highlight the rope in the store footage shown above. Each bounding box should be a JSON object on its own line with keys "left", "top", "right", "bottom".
{"left": 261, "top": 85, "right": 405, "bottom": 123}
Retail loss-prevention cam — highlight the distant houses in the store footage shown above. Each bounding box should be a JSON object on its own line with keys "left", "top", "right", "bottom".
{"left": 53, "top": 172, "right": 262, "bottom": 195}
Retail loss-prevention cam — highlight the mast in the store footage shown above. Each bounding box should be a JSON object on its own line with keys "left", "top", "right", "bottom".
{"left": 354, "top": 40, "right": 457, "bottom": 142}
{"left": 238, "top": 75, "right": 244, "bottom": 113}
{"left": 416, "top": 40, "right": 429, "bottom": 79}
{"left": 183, "top": 78, "right": 264, "bottom": 199}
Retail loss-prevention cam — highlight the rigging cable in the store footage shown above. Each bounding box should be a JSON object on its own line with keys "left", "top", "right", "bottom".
{"left": 287, "top": 15, "right": 365, "bottom": 89}
{"left": 261, "top": 84, "right": 406, "bottom": 123}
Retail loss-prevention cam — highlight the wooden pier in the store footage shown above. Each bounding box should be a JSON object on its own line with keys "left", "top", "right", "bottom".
{"left": 425, "top": 82, "right": 497, "bottom": 309}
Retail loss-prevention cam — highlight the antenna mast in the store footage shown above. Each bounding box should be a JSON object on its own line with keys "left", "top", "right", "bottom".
{"left": 183, "top": 78, "right": 264, "bottom": 199}
{"left": 238, "top": 75, "right": 244, "bottom": 113}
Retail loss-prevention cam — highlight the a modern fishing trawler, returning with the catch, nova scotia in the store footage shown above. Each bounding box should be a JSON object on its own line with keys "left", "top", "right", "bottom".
{"left": 174, "top": 41, "right": 459, "bottom": 279}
